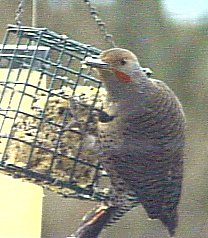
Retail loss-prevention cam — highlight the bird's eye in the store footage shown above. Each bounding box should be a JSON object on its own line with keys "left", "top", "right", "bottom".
{"left": 120, "top": 59, "right": 127, "bottom": 65}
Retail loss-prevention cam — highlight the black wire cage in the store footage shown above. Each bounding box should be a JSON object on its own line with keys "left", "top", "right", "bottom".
{"left": 0, "top": 24, "right": 110, "bottom": 201}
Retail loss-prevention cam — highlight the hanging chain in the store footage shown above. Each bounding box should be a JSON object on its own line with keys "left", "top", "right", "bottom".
{"left": 15, "top": 0, "right": 24, "bottom": 26}
{"left": 83, "top": 0, "right": 117, "bottom": 48}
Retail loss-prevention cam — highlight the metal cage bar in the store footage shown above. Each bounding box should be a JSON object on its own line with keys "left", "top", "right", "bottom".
{"left": 0, "top": 25, "right": 109, "bottom": 201}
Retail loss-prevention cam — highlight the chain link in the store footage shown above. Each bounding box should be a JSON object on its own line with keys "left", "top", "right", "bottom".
{"left": 15, "top": 0, "right": 24, "bottom": 26}
{"left": 83, "top": 0, "right": 116, "bottom": 48}
{"left": 15, "top": 0, "right": 116, "bottom": 47}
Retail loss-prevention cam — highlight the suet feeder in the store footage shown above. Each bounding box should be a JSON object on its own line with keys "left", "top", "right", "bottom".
{"left": 0, "top": 24, "right": 110, "bottom": 201}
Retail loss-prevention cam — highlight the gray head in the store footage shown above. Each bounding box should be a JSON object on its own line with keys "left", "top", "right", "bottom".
{"left": 83, "top": 48, "right": 150, "bottom": 101}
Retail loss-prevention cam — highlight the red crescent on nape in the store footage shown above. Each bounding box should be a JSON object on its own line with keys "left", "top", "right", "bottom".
{"left": 113, "top": 69, "right": 132, "bottom": 83}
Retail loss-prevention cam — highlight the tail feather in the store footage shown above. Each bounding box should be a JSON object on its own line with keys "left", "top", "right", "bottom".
{"left": 142, "top": 200, "right": 178, "bottom": 237}
{"left": 160, "top": 209, "right": 178, "bottom": 237}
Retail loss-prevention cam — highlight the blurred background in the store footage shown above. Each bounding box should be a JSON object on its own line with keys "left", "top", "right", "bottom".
{"left": 0, "top": 0, "right": 207, "bottom": 237}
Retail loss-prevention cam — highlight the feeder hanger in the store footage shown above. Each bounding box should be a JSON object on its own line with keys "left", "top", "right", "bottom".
{"left": 14, "top": 0, "right": 117, "bottom": 48}
{"left": 82, "top": 0, "right": 117, "bottom": 48}
{"left": 15, "top": 0, "right": 24, "bottom": 26}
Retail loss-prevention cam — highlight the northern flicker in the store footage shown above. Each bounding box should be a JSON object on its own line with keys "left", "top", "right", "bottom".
{"left": 72, "top": 48, "right": 185, "bottom": 238}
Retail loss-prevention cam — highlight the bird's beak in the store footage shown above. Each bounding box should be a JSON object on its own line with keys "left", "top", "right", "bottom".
{"left": 81, "top": 56, "right": 109, "bottom": 69}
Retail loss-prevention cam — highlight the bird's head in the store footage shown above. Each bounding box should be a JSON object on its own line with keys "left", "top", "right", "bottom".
{"left": 83, "top": 48, "right": 147, "bottom": 84}
{"left": 82, "top": 48, "right": 152, "bottom": 101}
{"left": 99, "top": 48, "right": 141, "bottom": 83}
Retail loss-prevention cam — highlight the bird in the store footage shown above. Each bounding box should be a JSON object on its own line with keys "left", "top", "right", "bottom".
{"left": 74, "top": 48, "right": 186, "bottom": 238}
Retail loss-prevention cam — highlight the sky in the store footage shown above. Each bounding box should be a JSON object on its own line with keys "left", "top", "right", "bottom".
{"left": 92, "top": 0, "right": 208, "bottom": 22}
{"left": 91, "top": 0, "right": 208, "bottom": 22}
{"left": 163, "top": 0, "right": 208, "bottom": 22}
{"left": 48, "top": 0, "right": 208, "bottom": 22}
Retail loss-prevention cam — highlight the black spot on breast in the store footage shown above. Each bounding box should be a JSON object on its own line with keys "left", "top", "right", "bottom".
{"left": 99, "top": 110, "right": 115, "bottom": 123}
